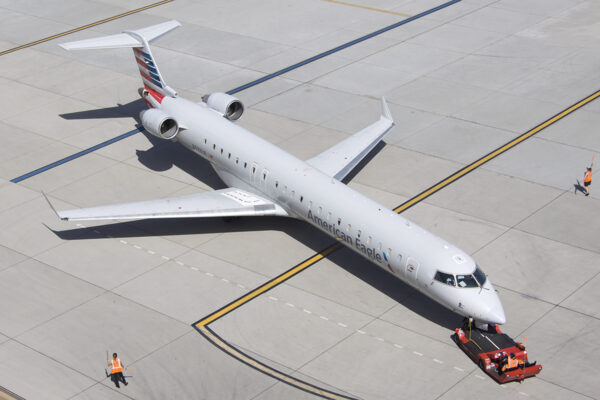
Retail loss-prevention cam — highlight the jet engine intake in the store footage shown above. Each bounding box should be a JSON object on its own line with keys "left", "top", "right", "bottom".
{"left": 140, "top": 108, "right": 179, "bottom": 140}
{"left": 203, "top": 92, "right": 244, "bottom": 121}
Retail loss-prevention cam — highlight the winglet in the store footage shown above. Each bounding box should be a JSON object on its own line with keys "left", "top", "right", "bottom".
{"left": 381, "top": 97, "right": 393, "bottom": 123}
{"left": 42, "top": 192, "right": 66, "bottom": 220}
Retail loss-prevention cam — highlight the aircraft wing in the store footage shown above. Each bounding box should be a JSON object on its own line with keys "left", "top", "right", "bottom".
{"left": 48, "top": 188, "right": 288, "bottom": 221}
{"left": 307, "top": 97, "right": 394, "bottom": 181}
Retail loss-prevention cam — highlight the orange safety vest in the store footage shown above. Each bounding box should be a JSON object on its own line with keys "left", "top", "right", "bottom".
{"left": 584, "top": 170, "right": 592, "bottom": 183}
{"left": 503, "top": 357, "right": 519, "bottom": 371}
{"left": 111, "top": 358, "right": 123, "bottom": 373}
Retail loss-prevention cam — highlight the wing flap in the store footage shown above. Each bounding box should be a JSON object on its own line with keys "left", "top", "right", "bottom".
{"left": 53, "top": 188, "right": 288, "bottom": 221}
{"left": 307, "top": 97, "right": 394, "bottom": 181}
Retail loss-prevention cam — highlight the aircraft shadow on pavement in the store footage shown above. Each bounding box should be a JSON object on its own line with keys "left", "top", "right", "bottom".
{"left": 59, "top": 98, "right": 147, "bottom": 120}
{"left": 49, "top": 214, "right": 461, "bottom": 330}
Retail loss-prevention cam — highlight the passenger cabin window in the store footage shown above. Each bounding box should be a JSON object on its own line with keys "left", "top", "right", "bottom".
{"left": 244, "top": 162, "right": 247, "bottom": 168}
{"left": 456, "top": 274, "right": 479, "bottom": 288}
{"left": 434, "top": 271, "right": 455, "bottom": 286}
{"left": 291, "top": 190, "right": 295, "bottom": 198}
{"left": 275, "top": 181, "right": 279, "bottom": 188}
{"left": 337, "top": 218, "right": 341, "bottom": 226}
{"left": 357, "top": 230, "right": 361, "bottom": 238}
{"left": 300, "top": 196, "right": 303, "bottom": 203}
{"left": 474, "top": 266, "right": 487, "bottom": 286}
{"left": 213, "top": 144, "right": 216, "bottom": 150}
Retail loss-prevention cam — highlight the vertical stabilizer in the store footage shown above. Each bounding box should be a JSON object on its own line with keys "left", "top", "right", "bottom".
{"left": 60, "top": 20, "right": 181, "bottom": 97}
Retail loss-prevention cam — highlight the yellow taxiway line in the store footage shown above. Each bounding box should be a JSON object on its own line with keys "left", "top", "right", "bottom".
{"left": 196, "top": 88, "right": 600, "bottom": 328}
{"left": 0, "top": 0, "right": 174, "bottom": 56}
{"left": 324, "top": 0, "right": 413, "bottom": 17}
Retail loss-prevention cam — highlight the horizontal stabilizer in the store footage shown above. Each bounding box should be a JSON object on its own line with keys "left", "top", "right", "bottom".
{"left": 52, "top": 188, "right": 288, "bottom": 221}
{"left": 307, "top": 97, "right": 394, "bottom": 181}
{"left": 59, "top": 20, "right": 181, "bottom": 50}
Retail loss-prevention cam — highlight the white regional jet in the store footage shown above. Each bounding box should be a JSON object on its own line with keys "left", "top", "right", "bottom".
{"left": 54, "top": 20, "right": 505, "bottom": 327}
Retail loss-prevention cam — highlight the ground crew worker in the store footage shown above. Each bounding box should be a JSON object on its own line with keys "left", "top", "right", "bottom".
{"left": 108, "top": 353, "right": 128, "bottom": 388}
{"left": 584, "top": 167, "right": 592, "bottom": 196}
{"left": 501, "top": 353, "right": 523, "bottom": 373}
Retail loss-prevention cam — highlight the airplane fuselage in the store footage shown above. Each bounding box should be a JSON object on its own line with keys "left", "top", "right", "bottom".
{"left": 159, "top": 95, "right": 506, "bottom": 326}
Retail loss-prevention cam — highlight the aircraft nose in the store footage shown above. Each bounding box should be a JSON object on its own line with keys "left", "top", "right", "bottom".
{"left": 483, "top": 282, "right": 506, "bottom": 325}
{"left": 487, "top": 302, "right": 506, "bottom": 325}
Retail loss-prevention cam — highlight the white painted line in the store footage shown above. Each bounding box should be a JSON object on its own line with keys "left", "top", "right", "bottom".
{"left": 161, "top": 255, "right": 170, "bottom": 260}
{"left": 268, "top": 296, "right": 278, "bottom": 301}
{"left": 285, "top": 303, "right": 295, "bottom": 308}
{"left": 133, "top": 245, "right": 141, "bottom": 249}
{"left": 148, "top": 250, "right": 156, "bottom": 255}
{"left": 518, "top": 392, "right": 529, "bottom": 397}
{"left": 205, "top": 272, "right": 214, "bottom": 277}
{"left": 176, "top": 261, "right": 184, "bottom": 266}
{"left": 433, "top": 359, "right": 443, "bottom": 364}
{"left": 337, "top": 323, "right": 347, "bottom": 328}
{"left": 237, "top": 284, "right": 245, "bottom": 289}
{"left": 191, "top": 267, "right": 199, "bottom": 271}
{"left": 222, "top": 278, "right": 229, "bottom": 283}
{"left": 320, "top": 316, "right": 329, "bottom": 321}
{"left": 120, "top": 240, "right": 127, "bottom": 244}
{"left": 453, "top": 366, "right": 464, "bottom": 372}
{"left": 413, "top": 351, "right": 423, "bottom": 356}
{"left": 303, "top": 309, "right": 312, "bottom": 314}
{"left": 475, "top": 375, "right": 485, "bottom": 380}
{"left": 375, "top": 337, "right": 384, "bottom": 342}
{"left": 357, "top": 330, "right": 366, "bottom": 335}
{"left": 394, "top": 344, "right": 403, "bottom": 349}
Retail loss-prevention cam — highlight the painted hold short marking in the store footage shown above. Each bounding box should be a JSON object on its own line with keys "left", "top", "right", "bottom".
{"left": 413, "top": 351, "right": 423, "bottom": 356}
{"left": 453, "top": 366, "right": 464, "bottom": 372}
{"left": 337, "top": 322, "right": 347, "bottom": 328}
{"left": 433, "top": 359, "right": 443, "bottom": 364}
{"left": 303, "top": 309, "right": 312, "bottom": 314}
{"left": 320, "top": 316, "right": 329, "bottom": 321}
{"left": 268, "top": 296, "right": 278, "bottom": 301}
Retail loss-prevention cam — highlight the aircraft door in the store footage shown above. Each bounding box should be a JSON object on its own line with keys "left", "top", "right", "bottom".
{"left": 405, "top": 257, "right": 420, "bottom": 282}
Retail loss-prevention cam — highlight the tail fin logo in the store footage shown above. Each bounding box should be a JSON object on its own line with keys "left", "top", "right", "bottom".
{"left": 134, "top": 48, "right": 163, "bottom": 89}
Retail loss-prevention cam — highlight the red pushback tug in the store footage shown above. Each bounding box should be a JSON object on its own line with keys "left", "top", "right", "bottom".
{"left": 453, "top": 319, "right": 542, "bottom": 383}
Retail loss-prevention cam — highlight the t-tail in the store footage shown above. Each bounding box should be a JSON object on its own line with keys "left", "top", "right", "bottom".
{"left": 60, "top": 20, "right": 181, "bottom": 101}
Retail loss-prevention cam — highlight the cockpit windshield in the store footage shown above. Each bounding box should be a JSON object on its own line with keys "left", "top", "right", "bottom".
{"left": 473, "top": 265, "right": 487, "bottom": 286}
{"left": 434, "top": 266, "right": 488, "bottom": 289}
{"left": 456, "top": 274, "right": 479, "bottom": 288}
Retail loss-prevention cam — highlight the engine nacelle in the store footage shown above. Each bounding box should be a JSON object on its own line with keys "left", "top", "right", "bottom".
{"left": 140, "top": 108, "right": 179, "bottom": 140}
{"left": 203, "top": 92, "right": 244, "bottom": 121}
